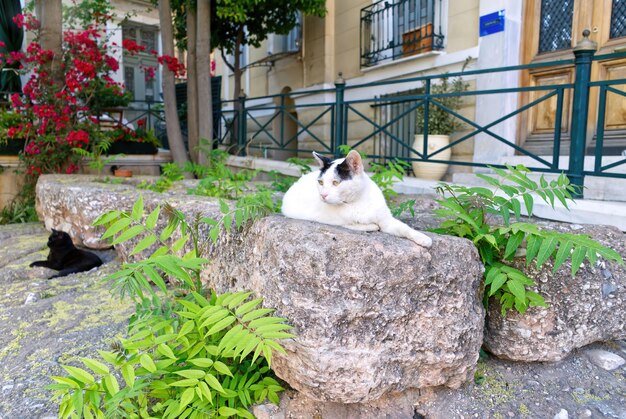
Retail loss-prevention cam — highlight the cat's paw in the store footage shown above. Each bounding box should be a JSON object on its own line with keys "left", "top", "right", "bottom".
{"left": 410, "top": 231, "right": 432, "bottom": 248}
{"left": 29, "top": 261, "right": 46, "bottom": 268}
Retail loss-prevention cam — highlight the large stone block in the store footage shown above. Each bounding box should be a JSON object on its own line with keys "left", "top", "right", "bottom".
{"left": 36, "top": 175, "right": 486, "bottom": 403}
{"left": 202, "top": 216, "right": 485, "bottom": 403}
{"left": 34, "top": 174, "right": 209, "bottom": 250}
{"left": 484, "top": 223, "right": 626, "bottom": 362}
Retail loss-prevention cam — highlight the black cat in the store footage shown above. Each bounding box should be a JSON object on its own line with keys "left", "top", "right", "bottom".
{"left": 29, "top": 229, "right": 103, "bottom": 278}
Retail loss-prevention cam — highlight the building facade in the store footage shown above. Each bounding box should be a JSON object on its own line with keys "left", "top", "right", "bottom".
{"left": 214, "top": 0, "right": 626, "bottom": 183}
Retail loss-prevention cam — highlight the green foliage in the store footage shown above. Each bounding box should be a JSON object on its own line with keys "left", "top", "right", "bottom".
{"left": 369, "top": 159, "right": 411, "bottom": 201}
{"left": 266, "top": 157, "right": 312, "bottom": 193}
{"left": 72, "top": 141, "right": 119, "bottom": 175}
{"left": 211, "top": 0, "right": 327, "bottom": 52}
{"left": 433, "top": 165, "right": 623, "bottom": 315}
{"left": 138, "top": 162, "right": 185, "bottom": 193}
{"left": 0, "top": 196, "right": 38, "bottom": 225}
{"left": 189, "top": 150, "right": 257, "bottom": 199}
{"left": 50, "top": 290, "right": 292, "bottom": 418}
{"left": 50, "top": 193, "right": 288, "bottom": 417}
{"left": 0, "top": 110, "right": 26, "bottom": 143}
{"left": 415, "top": 75, "right": 470, "bottom": 136}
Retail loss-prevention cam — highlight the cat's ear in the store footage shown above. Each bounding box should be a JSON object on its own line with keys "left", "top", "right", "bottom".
{"left": 312, "top": 151, "right": 331, "bottom": 168}
{"left": 345, "top": 150, "right": 363, "bottom": 174}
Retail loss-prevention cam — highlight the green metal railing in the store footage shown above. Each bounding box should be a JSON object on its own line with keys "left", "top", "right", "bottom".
{"left": 218, "top": 31, "right": 626, "bottom": 199}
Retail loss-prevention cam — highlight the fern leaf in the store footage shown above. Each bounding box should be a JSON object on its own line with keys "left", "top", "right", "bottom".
{"left": 552, "top": 240, "right": 573, "bottom": 272}
{"left": 205, "top": 316, "right": 236, "bottom": 336}
{"left": 510, "top": 198, "right": 522, "bottom": 221}
{"left": 131, "top": 196, "right": 144, "bottom": 221}
{"left": 130, "top": 234, "right": 157, "bottom": 256}
{"left": 145, "top": 205, "right": 161, "bottom": 230}
{"left": 535, "top": 236, "right": 558, "bottom": 267}
{"left": 199, "top": 309, "right": 229, "bottom": 329}
{"left": 475, "top": 173, "right": 501, "bottom": 188}
{"left": 101, "top": 217, "right": 133, "bottom": 240}
{"left": 228, "top": 292, "right": 253, "bottom": 309}
{"left": 504, "top": 231, "right": 525, "bottom": 260}
{"left": 93, "top": 210, "right": 121, "bottom": 226}
{"left": 522, "top": 194, "right": 534, "bottom": 217}
{"left": 505, "top": 279, "right": 526, "bottom": 307}
{"left": 235, "top": 298, "right": 263, "bottom": 316}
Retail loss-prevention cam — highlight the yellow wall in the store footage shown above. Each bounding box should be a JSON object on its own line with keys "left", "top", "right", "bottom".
{"left": 334, "top": 0, "right": 369, "bottom": 81}
{"left": 447, "top": 0, "right": 480, "bottom": 53}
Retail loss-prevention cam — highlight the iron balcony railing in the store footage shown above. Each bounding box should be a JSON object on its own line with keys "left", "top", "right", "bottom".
{"left": 360, "top": 0, "right": 444, "bottom": 67}
{"left": 217, "top": 35, "right": 626, "bottom": 199}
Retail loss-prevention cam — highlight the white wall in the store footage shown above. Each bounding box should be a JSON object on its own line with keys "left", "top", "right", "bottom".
{"left": 472, "top": 0, "right": 524, "bottom": 170}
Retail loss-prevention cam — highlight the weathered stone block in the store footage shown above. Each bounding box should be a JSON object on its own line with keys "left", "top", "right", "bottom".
{"left": 484, "top": 223, "right": 626, "bottom": 362}
{"left": 202, "top": 216, "right": 485, "bottom": 403}
{"left": 35, "top": 175, "right": 486, "bottom": 403}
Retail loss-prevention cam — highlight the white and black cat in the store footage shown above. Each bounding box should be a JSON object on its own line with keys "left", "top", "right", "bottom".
{"left": 29, "top": 229, "right": 103, "bottom": 278}
{"left": 281, "top": 150, "right": 432, "bottom": 248}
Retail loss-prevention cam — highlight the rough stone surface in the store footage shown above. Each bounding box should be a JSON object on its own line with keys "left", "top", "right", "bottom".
{"left": 585, "top": 348, "right": 626, "bottom": 371}
{"left": 35, "top": 174, "right": 202, "bottom": 250}
{"left": 0, "top": 223, "right": 132, "bottom": 418}
{"left": 484, "top": 222, "right": 626, "bottom": 362}
{"left": 17, "top": 178, "right": 626, "bottom": 417}
{"left": 36, "top": 175, "right": 487, "bottom": 404}
{"left": 202, "top": 216, "right": 485, "bottom": 403}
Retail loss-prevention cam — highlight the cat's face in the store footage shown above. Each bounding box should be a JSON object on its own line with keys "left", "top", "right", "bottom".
{"left": 313, "top": 150, "right": 364, "bottom": 205}
{"left": 48, "top": 229, "right": 73, "bottom": 248}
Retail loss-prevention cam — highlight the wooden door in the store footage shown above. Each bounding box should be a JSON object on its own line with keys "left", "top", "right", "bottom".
{"left": 520, "top": 0, "right": 626, "bottom": 156}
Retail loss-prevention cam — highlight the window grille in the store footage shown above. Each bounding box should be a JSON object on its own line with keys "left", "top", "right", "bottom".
{"left": 360, "top": 0, "right": 444, "bottom": 67}
{"left": 611, "top": 0, "right": 626, "bottom": 39}
{"left": 124, "top": 66, "right": 135, "bottom": 97}
{"left": 538, "top": 0, "right": 574, "bottom": 53}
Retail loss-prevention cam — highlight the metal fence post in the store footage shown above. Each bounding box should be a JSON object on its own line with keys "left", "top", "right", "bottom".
{"left": 568, "top": 29, "right": 597, "bottom": 198}
{"left": 237, "top": 91, "right": 247, "bottom": 156}
{"left": 334, "top": 72, "right": 346, "bottom": 158}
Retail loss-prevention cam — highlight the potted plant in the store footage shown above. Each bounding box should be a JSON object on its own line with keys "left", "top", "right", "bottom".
{"left": 412, "top": 75, "right": 469, "bottom": 180}
{"left": 106, "top": 122, "right": 161, "bottom": 155}
{"left": 0, "top": 110, "right": 26, "bottom": 155}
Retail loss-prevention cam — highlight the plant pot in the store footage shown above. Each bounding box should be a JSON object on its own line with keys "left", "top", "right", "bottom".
{"left": 114, "top": 169, "right": 133, "bottom": 178}
{"left": 0, "top": 139, "right": 26, "bottom": 155}
{"left": 108, "top": 140, "right": 158, "bottom": 155}
{"left": 411, "top": 134, "right": 451, "bottom": 180}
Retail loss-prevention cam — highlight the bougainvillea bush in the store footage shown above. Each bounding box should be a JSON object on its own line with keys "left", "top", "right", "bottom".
{"left": 0, "top": 0, "right": 184, "bottom": 198}
{"left": 5, "top": 10, "right": 120, "bottom": 182}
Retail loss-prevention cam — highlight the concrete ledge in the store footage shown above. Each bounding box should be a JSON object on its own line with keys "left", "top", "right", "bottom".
{"left": 225, "top": 156, "right": 626, "bottom": 231}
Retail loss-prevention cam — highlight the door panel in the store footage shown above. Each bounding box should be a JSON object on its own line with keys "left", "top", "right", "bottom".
{"left": 528, "top": 69, "right": 573, "bottom": 134}
{"left": 520, "top": 0, "right": 626, "bottom": 156}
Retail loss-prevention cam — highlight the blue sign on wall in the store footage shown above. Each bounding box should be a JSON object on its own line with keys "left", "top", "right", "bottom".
{"left": 480, "top": 10, "right": 505, "bottom": 37}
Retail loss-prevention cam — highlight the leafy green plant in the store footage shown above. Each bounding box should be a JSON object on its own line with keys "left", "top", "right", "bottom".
{"left": 433, "top": 165, "right": 623, "bottom": 315}
{"left": 138, "top": 162, "right": 186, "bottom": 193}
{"left": 49, "top": 194, "right": 289, "bottom": 417}
{"left": 266, "top": 157, "right": 313, "bottom": 193}
{"left": 0, "top": 196, "right": 38, "bottom": 225}
{"left": 416, "top": 73, "right": 470, "bottom": 136}
{"left": 72, "top": 139, "right": 120, "bottom": 176}
{"left": 187, "top": 149, "right": 257, "bottom": 199}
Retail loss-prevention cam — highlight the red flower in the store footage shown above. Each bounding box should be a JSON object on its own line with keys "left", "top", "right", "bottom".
{"left": 122, "top": 39, "right": 146, "bottom": 55}
{"left": 7, "top": 127, "right": 19, "bottom": 138}
{"left": 66, "top": 130, "right": 90, "bottom": 148}
{"left": 66, "top": 163, "right": 80, "bottom": 174}
{"left": 158, "top": 55, "right": 186, "bottom": 78}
